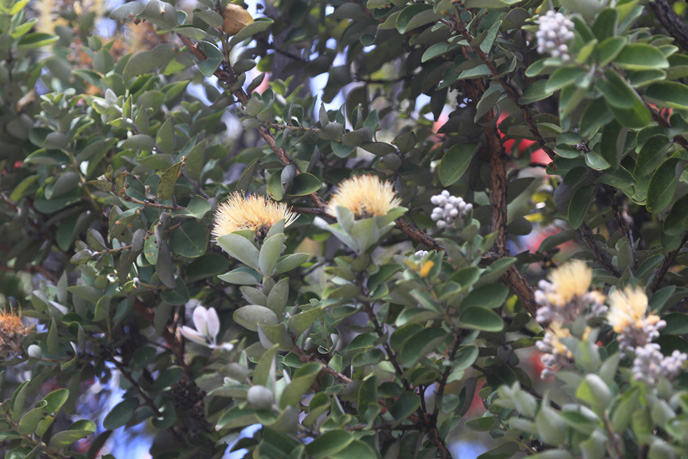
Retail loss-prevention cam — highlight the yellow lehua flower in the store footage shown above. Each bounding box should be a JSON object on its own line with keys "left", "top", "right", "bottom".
{"left": 607, "top": 286, "right": 658, "bottom": 334}
{"left": 547, "top": 260, "right": 592, "bottom": 305}
{"left": 326, "top": 175, "right": 401, "bottom": 219}
{"left": 212, "top": 192, "right": 297, "bottom": 239}
{"left": 549, "top": 322, "right": 573, "bottom": 358}
{"left": 0, "top": 308, "right": 30, "bottom": 355}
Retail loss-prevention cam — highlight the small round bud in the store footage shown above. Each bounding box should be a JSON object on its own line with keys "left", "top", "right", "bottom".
{"left": 247, "top": 385, "right": 274, "bottom": 410}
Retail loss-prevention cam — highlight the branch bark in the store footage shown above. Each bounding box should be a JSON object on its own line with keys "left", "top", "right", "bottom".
{"left": 649, "top": 0, "right": 688, "bottom": 52}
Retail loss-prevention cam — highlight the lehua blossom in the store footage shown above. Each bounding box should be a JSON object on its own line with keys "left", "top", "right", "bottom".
{"left": 0, "top": 308, "right": 31, "bottom": 356}
{"left": 534, "top": 260, "right": 607, "bottom": 324}
{"left": 212, "top": 192, "right": 297, "bottom": 240}
{"left": 535, "top": 321, "right": 574, "bottom": 378}
{"left": 326, "top": 175, "right": 401, "bottom": 219}
{"left": 607, "top": 286, "right": 665, "bottom": 356}
{"left": 180, "top": 306, "right": 233, "bottom": 351}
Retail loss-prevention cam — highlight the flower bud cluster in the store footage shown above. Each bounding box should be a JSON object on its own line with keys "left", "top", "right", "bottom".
{"left": 536, "top": 10, "right": 575, "bottom": 62}
{"left": 632, "top": 344, "right": 688, "bottom": 385}
{"left": 415, "top": 250, "right": 429, "bottom": 258}
{"left": 536, "top": 324, "right": 573, "bottom": 378}
{"left": 616, "top": 314, "right": 666, "bottom": 358}
{"left": 430, "top": 190, "right": 472, "bottom": 229}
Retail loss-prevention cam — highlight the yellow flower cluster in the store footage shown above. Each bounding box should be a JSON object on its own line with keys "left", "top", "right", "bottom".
{"left": 548, "top": 323, "right": 573, "bottom": 359}
{"left": 212, "top": 192, "right": 297, "bottom": 239}
{"left": 534, "top": 260, "right": 607, "bottom": 324}
{"left": 0, "top": 309, "right": 30, "bottom": 355}
{"left": 326, "top": 175, "right": 401, "bottom": 219}
{"left": 606, "top": 286, "right": 658, "bottom": 334}
{"left": 546, "top": 260, "right": 594, "bottom": 305}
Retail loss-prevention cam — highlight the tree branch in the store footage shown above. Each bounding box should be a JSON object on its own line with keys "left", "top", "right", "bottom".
{"left": 651, "top": 231, "right": 688, "bottom": 291}
{"left": 579, "top": 222, "right": 621, "bottom": 277}
{"left": 649, "top": 0, "right": 688, "bottom": 52}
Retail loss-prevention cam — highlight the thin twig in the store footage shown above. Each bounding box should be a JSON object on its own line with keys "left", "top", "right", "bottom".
{"left": 651, "top": 231, "right": 688, "bottom": 291}
{"left": 580, "top": 222, "right": 621, "bottom": 277}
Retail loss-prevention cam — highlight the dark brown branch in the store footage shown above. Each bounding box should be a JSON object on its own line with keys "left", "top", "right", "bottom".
{"left": 651, "top": 231, "right": 688, "bottom": 291}
{"left": 649, "top": 0, "right": 688, "bottom": 52}
{"left": 580, "top": 222, "right": 621, "bottom": 277}
{"left": 503, "top": 266, "right": 538, "bottom": 318}
{"left": 453, "top": 12, "right": 556, "bottom": 160}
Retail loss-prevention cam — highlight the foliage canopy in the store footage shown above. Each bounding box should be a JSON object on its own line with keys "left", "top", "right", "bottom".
{"left": 3, "top": 0, "right": 688, "bottom": 457}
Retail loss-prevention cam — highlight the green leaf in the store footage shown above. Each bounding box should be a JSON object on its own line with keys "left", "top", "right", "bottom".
{"left": 614, "top": 43, "right": 669, "bottom": 70}
{"left": 216, "top": 406, "right": 259, "bottom": 430}
{"left": 288, "top": 173, "right": 321, "bottom": 196}
{"left": 462, "top": 284, "right": 510, "bottom": 309}
{"left": 267, "top": 278, "right": 289, "bottom": 316}
{"left": 274, "top": 253, "right": 309, "bottom": 275}
{"left": 157, "top": 161, "right": 183, "bottom": 200}
{"left": 288, "top": 308, "right": 323, "bottom": 336}
{"left": 597, "top": 69, "right": 636, "bottom": 109}
{"left": 230, "top": 18, "right": 275, "bottom": 45}
{"left": 646, "top": 158, "right": 679, "bottom": 213}
{"left": 110, "top": 1, "right": 145, "bottom": 21}
{"left": 103, "top": 398, "right": 139, "bottom": 430}
{"left": 233, "top": 305, "right": 279, "bottom": 332}
{"left": 169, "top": 219, "right": 208, "bottom": 258}
{"left": 144, "top": 227, "right": 160, "bottom": 265}
{"left": 644, "top": 81, "right": 688, "bottom": 110}
{"left": 519, "top": 80, "right": 554, "bottom": 104}
{"left": 545, "top": 67, "right": 587, "bottom": 93}
{"left": 49, "top": 428, "right": 96, "bottom": 448}
{"left": 306, "top": 430, "right": 354, "bottom": 458}
{"left": 634, "top": 135, "right": 671, "bottom": 178}
{"left": 160, "top": 279, "right": 189, "bottom": 305}
{"left": 18, "top": 32, "right": 58, "bottom": 50}
{"left": 390, "top": 392, "right": 421, "bottom": 421}
{"left": 453, "top": 345, "right": 479, "bottom": 370}
{"left": 396, "top": 4, "right": 435, "bottom": 34}
{"left": 439, "top": 143, "right": 477, "bottom": 186}
{"left": 197, "top": 41, "right": 224, "bottom": 77}
{"left": 218, "top": 267, "right": 261, "bottom": 284}
{"left": 597, "top": 36, "right": 627, "bottom": 67}
{"left": 661, "top": 313, "right": 688, "bottom": 334}
{"left": 399, "top": 327, "right": 447, "bottom": 367}
{"left": 591, "top": 8, "right": 617, "bottom": 41}
{"left": 576, "top": 374, "right": 612, "bottom": 411}
{"left": 156, "top": 118, "right": 175, "bottom": 154}
{"left": 279, "top": 363, "right": 321, "bottom": 408}
{"left": 18, "top": 405, "right": 45, "bottom": 435}
{"left": 664, "top": 193, "right": 688, "bottom": 235}
{"left": 599, "top": 121, "right": 623, "bottom": 169}
{"left": 459, "top": 307, "right": 504, "bottom": 332}
{"left": 568, "top": 185, "right": 597, "bottom": 230}
{"left": 121, "top": 134, "right": 155, "bottom": 151}
{"left": 123, "top": 44, "right": 176, "bottom": 80}
{"left": 216, "top": 234, "right": 260, "bottom": 271}
{"left": 536, "top": 405, "right": 566, "bottom": 445}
